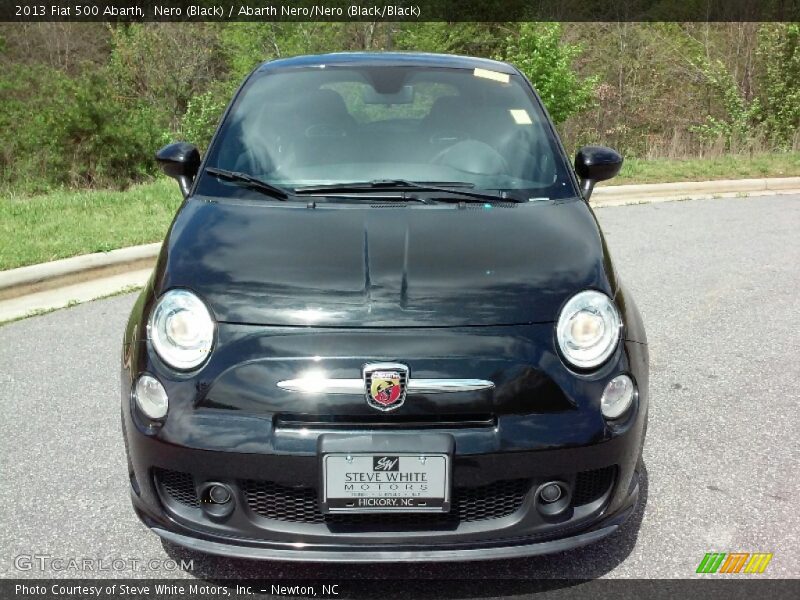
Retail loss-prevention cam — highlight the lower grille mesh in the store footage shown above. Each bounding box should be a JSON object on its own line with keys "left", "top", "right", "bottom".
{"left": 155, "top": 469, "right": 199, "bottom": 507}
{"left": 155, "top": 465, "right": 616, "bottom": 524}
{"left": 573, "top": 466, "right": 615, "bottom": 505}
{"left": 243, "top": 478, "right": 530, "bottom": 525}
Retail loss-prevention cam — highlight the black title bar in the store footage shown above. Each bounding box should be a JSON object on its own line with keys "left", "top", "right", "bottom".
{"left": 1, "top": 0, "right": 799, "bottom": 22}
{"left": 4, "top": 579, "right": 800, "bottom": 600}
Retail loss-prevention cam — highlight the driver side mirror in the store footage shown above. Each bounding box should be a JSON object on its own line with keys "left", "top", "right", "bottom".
{"left": 156, "top": 142, "right": 201, "bottom": 198}
{"left": 574, "top": 145, "right": 623, "bottom": 201}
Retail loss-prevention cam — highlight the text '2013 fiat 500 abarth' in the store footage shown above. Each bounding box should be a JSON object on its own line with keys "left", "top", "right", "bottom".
{"left": 121, "top": 52, "right": 648, "bottom": 562}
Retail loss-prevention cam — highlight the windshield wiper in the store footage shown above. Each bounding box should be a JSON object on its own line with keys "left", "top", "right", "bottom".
{"left": 206, "top": 167, "right": 291, "bottom": 200}
{"left": 294, "top": 180, "right": 508, "bottom": 203}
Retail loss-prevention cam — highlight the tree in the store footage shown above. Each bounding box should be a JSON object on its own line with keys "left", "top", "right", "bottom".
{"left": 497, "top": 23, "right": 597, "bottom": 125}
{"left": 394, "top": 22, "right": 510, "bottom": 58}
{"left": 757, "top": 24, "right": 800, "bottom": 148}
{"left": 108, "top": 24, "right": 226, "bottom": 129}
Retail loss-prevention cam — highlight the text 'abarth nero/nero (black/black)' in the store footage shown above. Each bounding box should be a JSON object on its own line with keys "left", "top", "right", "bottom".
{"left": 121, "top": 52, "right": 649, "bottom": 562}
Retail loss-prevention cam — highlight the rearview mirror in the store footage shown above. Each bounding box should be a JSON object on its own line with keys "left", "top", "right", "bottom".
{"left": 363, "top": 85, "right": 415, "bottom": 105}
{"left": 574, "top": 145, "right": 623, "bottom": 201}
{"left": 156, "top": 142, "right": 201, "bottom": 198}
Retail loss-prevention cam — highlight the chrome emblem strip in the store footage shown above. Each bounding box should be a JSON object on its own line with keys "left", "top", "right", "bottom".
{"left": 407, "top": 379, "right": 495, "bottom": 393}
{"left": 277, "top": 377, "right": 494, "bottom": 394}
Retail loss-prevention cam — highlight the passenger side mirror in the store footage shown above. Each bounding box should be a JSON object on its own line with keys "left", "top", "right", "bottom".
{"left": 156, "top": 142, "right": 201, "bottom": 198}
{"left": 574, "top": 145, "right": 623, "bottom": 201}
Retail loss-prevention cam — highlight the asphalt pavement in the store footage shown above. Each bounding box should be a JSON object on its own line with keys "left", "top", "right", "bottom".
{"left": 1, "top": 194, "right": 798, "bottom": 586}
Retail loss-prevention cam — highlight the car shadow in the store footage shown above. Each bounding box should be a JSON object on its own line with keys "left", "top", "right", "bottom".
{"left": 162, "top": 463, "right": 648, "bottom": 598}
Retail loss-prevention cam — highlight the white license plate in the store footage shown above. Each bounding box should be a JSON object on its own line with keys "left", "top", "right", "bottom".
{"left": 322, "top": 453, "right": 450, "bottom": 513}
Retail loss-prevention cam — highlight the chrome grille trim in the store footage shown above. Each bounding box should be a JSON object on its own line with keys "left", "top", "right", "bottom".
{"left": 408, "top": 379, "right": 495, "bottom": 393}
{"left": 277, "top": 378, "right": 494, "bottom": 394}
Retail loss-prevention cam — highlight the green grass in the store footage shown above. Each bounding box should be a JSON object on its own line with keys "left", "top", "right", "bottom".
{"left": 1, "top": 152, "right": 798, "bottom": 270}
{"left": 0, "top": 178, "right": 180, "bottom": 270}
{"left": 609, "top": 152, "right": 799, "bottom": 185}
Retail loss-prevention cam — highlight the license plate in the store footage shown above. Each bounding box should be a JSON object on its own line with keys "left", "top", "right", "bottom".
{"left": 321, "top": 453, "right": 450, "bottom": 513}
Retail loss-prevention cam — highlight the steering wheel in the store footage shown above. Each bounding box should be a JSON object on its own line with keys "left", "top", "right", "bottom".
{"left": 431, "top": 139, "right": 510, "bottom": 176}
{"left": 304, "top": 124, "right": 347, "bottom": 138}
{"left": 428, "top": 129, "right": 472, "bottom": 146}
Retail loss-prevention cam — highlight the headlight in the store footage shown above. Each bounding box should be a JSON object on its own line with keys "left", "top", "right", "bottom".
{"left": 133, "top": 373, "right": 169, "bottom": 420}
{"left": 149, "top": 289, "right": 215, "bottom": 370}
{"left": 556, "top": 290, "right": 621, "bottom": 369}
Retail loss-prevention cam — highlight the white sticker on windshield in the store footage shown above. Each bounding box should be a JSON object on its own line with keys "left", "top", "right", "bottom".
{"left": 509, "top": 109, "right": 533, "bottom": 125}
{"left": 473, "top": 68, "right": 510, "bottom": 84}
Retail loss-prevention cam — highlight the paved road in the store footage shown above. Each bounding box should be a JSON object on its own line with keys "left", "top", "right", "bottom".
{"left": 1, "top": 195, "right": 798, "bottom": 586}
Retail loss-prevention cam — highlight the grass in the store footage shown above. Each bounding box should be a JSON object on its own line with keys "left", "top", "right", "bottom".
{"left": 608, "top": 152, "right": 800, "bottom": 185}
{"left": 1, "top": 152, "right": 798, "bottom": 270}
{"left": 0, "top": 178, "right": 180, "bottom": 270}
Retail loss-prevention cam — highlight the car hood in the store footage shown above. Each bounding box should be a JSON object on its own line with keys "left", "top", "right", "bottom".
{"left": 156, "top": 197, "right": 616, "bottom": 327}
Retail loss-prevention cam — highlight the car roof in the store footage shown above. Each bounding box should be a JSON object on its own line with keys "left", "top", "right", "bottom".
{"left": 256, "top": 52, "right": 519, "bottom": 75}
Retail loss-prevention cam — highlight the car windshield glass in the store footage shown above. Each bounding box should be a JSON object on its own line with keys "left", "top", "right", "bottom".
{"left": 196, "top": 64, "right": 578, "bottom": 200}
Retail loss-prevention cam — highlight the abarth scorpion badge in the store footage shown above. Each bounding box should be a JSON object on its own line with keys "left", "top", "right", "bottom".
{"left": 363, "top": 363, "right": 408, "bottom": 411}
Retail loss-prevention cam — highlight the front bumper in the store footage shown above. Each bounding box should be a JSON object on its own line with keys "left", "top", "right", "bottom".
{"left": 124, "top": 412, "right": 644, "bottom": 560}
{"left": 121, "top": 315, "right": 648, "bottom": 560}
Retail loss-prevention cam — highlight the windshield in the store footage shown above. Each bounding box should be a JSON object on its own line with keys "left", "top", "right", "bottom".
{"left": 197, "top": 64, "right": 578, "bottom": 200}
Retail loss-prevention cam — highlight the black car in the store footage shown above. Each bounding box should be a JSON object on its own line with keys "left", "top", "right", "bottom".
{"left": 121, "top": 52, "right": 648, "bottom": 561}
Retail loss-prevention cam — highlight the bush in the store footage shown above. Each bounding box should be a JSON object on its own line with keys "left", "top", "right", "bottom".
{"left": 179, "top": 84, "right": 234, "bottom": 151}
{"left": 0, "top": 64, "right": 168, "bottom": 191}
{"left": 52, "top": 70, "right": 169, "bottom": 186}
{"left": 0, "top": 65, "right": 69, "bottom": 190}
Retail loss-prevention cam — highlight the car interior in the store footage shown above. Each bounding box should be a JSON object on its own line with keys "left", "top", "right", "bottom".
{"left": 212, "top": 67, "right": 562, "bottom": 192}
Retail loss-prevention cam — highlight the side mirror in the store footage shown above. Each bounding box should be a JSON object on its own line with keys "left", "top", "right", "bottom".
{"left": 574, "top": 145, "right": 623, "bottom": 201}
{"left": 156, "top": 142, "right": 201, "bottom": 198}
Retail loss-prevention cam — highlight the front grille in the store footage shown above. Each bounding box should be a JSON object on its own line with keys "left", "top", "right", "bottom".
{"left": 243, "top": 478, "right": 530, "bottom": 526}
{"left": 572, "top": 466, "right": 615, "bottom": 505}
{"left": 155, "top": 469, "right": 199, "bottom": 508}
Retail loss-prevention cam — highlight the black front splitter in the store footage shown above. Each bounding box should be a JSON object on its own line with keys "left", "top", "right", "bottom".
{"left": 140, "top": 485, "right": 637, "bottom": 563}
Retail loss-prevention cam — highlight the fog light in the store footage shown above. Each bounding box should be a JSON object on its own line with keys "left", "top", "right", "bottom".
{"left": 133, "top": 374, "right": 168, "bottom": 420}
{"left": 539, "top": 483, "right": 562, "bottom": 503}
{"left": 199, "top": 482, "right": 235, "bottom": 519}
{"left": 601, "top": 374, "right": 635, "bottom": 419}
{"left": 208, "top": 484, "right": 231, "bottom": 504}
{"left": 534, "top": 480, "right": 571, "bottom": 517}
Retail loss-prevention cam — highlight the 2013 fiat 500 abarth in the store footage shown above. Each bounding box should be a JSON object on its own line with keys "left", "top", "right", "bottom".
{"left": 121, "top": 53, "right": 648, "bottom": 562}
